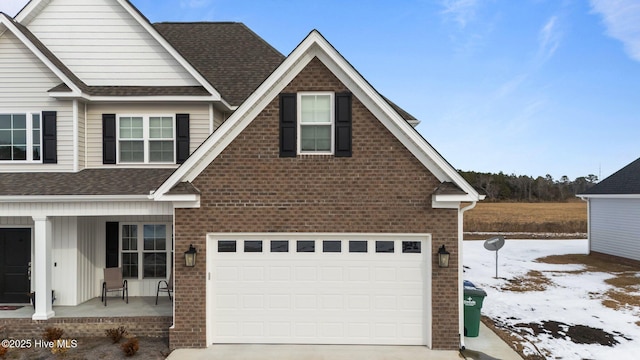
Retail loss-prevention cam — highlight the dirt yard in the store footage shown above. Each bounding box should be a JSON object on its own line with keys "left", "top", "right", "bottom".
{"left": 0, "top": 336, "right": 170, "bottom": 359}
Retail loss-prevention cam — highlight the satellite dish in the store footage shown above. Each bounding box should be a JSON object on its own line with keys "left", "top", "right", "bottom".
{"left": 483, "top": 236, "right": 505, "bottom": 278}
{"left": 484, "top": 236, "right": 505, "bottom": 251}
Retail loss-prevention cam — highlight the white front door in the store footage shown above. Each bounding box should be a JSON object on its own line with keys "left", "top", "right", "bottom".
{"left": 206, "top": 233, "right": 431, "bottom": 346}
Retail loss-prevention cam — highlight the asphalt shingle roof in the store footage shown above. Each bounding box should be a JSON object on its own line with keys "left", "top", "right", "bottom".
{"left": 580, "top": 157, "right": 640, "bottom": 195}
{"left": 433, "top": 181, "right": 467, "bottom": 195}
{"left": 153, "top": 22, "right": 285, "bottom": 106}
{"left": 0, "top": 169, "right": 174, "bottom": 196}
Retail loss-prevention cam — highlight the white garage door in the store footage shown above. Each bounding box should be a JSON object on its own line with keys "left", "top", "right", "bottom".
{"left": 206, "top": 233, "right": 431, "bottom": 346}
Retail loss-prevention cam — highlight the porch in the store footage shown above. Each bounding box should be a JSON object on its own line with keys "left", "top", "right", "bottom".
{"left": 0, "top": 297, "right": 172, "bottom": 339}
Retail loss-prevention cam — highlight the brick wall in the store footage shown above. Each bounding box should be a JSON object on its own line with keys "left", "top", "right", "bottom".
{"left": 171, "top": 57, "right": 460, "bottom": 350}
{"left": 0, "top": 316, "right": 172, "bottom": 339}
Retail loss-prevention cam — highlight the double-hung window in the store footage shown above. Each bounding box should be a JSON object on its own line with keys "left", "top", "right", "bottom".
{"left": 120, "top": 223, "right": 172, "bottom": 279}
{"left": 118, "top": 115, "right": 174, "bottom": 163}
{"left": 298, "top": 92, "right": 334, "bottom": 154}
{"left": 0, "top": 113, "right": 41, "bottom": 162}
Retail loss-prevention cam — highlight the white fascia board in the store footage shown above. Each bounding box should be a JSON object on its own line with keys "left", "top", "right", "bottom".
{"left": 116, "top": 0, "right": 222, "bottom": 100}
{"left": 433, "top": 194, "right": 482, "bottom": 203}
{"left": 407, "top": 119, "right": 420, "bottom": 127}
{"left": 0, "top": 195, "right": 150, "bottom": 203}
{"left": 0, "top": 16, "right": 82, "bottom": 95}
{"left": 578, "top": 194, "right": 640, "bottom": 199}
{"left": 14, "top": 0, "right": 49, "bottom": 24}
{"left": 152, "top": 193, "right": 200, "bottom": 209}
{"left": 51, "top": 92, "right": 225, "bottom": 104}
{"left": 151, "top": 193, "right": 199, "bottom": 202}
{"left": 153, "top": 30, "right": 481, "bottom": 202}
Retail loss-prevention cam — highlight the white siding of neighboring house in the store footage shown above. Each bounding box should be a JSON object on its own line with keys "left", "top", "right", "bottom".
{"left": 26, "top": 0, "right": 199, "bottom": 87}
{"left": 0, "top": 31, "right": 74, "bottom": 172}
{"left": 85, "top": 102, "right": 213, "bottom": 168}
{"left": 589, "top": 198, "right": 640, "bottom": 262}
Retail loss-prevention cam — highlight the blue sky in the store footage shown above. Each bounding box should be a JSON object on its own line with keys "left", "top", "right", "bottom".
{"left": 2, "top": 0, "right": 639, "bottom": 181}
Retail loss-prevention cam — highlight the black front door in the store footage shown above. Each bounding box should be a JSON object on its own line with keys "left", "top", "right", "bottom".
{"left": 0, "top": 228, "right": 31, "bottom": 303}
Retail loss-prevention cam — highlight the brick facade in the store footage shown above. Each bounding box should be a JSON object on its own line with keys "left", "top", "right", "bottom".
{"left": 0, "top": 316, "right": 172, "bottom": 339}
{"left": 170, "top": 57, "right": 460, "bottom": 350}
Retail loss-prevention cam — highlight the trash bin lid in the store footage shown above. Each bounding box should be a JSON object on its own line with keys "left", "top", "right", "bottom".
{"left": 463, "top": 287, "right": 487, "bottom": 297}
{"left": 463, "top": 280, "right": 476, "bottom": 288}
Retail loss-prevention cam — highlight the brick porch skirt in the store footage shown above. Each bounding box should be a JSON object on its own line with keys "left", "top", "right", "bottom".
{"left": 0, "top": 316, "right": 172, "bottom": 339}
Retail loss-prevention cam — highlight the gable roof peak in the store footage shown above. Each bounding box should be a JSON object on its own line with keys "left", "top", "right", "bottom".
{"left": 153, "top": 29, "right": 481, "bottom": 202}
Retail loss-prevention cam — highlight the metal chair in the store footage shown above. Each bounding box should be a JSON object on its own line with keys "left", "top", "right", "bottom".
{"left": 155, "top": 270, "right": 173, "bottom": 305}
{"left": 102, "top": 267, "right": 128, "bottom": 306}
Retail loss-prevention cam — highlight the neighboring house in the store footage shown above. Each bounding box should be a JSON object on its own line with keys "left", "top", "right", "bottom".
{"left": 0, "top": 0, "right": 483, "bottom": 351}
{"left": 579, "top": 157, "right": 640, "bottom": 264}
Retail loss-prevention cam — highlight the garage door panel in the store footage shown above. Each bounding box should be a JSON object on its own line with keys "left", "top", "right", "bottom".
{"left": 208, "top": 235, "right": 431, "bottom": 345}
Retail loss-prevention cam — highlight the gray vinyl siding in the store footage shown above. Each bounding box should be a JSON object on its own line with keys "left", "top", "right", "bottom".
{"left": 589, "top": 198, "right": 640, "bottom": 262}
{"left": 85, "top": 102, "right": 212, "bottom": 168}
{"left": 0, "top": 31, "right": 74, "bottom": 172}
{"left": 26, "top": 0, "right": 199, "bottom": 86}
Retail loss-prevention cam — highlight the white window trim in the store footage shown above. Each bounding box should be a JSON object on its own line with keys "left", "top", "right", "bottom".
{"left": 116, "top": 114, "right": 176, "bottom": 164}
{"left": 297, "top": 92, "right": 334, "bottom": 155}
{"left": 0, "top": 112, "right": 42, "bottom": 163}
{"left": 119, "top": 222, "right": 173, "bottom": 280}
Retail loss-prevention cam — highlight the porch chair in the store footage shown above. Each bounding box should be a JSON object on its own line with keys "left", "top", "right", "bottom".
{"left": 155, "top": 270, "right": 173, "bottom": 305}
{"left": 102, "top": 267, "right": 128, "bottom": 306}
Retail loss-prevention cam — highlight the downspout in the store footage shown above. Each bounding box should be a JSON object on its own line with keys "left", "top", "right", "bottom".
{"left": 458, "top": 201, "right": 477, "bottom": 350}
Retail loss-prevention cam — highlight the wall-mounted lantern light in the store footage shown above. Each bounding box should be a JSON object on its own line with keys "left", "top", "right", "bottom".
{"left": 438, "top": 245, "right": 450, "bottom": 268}
{"left": 184, "top": 244, "right": 197, "bottom": 267}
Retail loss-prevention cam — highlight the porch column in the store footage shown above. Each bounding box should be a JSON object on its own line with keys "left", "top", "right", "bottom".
{"left": 32, "top": 216, "right": 55, "bottom": 320}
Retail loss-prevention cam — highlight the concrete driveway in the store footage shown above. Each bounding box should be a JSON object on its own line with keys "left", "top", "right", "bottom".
{"left": 167, "top": 323, "right": 522, "bottom": 360}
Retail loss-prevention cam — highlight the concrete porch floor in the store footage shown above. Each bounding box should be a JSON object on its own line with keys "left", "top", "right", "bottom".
{"left": 0, "top": 296, "right": 172, "bottom": 319}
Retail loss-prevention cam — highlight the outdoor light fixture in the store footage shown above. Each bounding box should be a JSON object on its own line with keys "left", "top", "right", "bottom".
{"left": 438, "top": 245, "right": 450, "bottom": 268}
{"left": 184, "top": 244, "right": 197, "bottom": 267}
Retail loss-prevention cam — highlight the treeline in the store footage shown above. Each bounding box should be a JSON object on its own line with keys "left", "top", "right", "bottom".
{"left": 459, "top": 171, "right": 598, "bottom": 202}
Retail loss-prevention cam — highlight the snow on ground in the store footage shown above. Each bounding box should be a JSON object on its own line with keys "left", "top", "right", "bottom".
{"left": 463, "top": 239, "right": 640, "bottom": 359}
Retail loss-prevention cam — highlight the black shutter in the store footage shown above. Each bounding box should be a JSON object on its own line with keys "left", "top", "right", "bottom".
{"left": 102, "top": 114, "right": 116, "bottom": 164}
{"left": 105, "top": 222, "right": 119, "bottom": 268}
{"left": 279, "top": 93, "right": 297, "bottom": 157}
{"left": 175, "top": 114, "right": 190, "bottom": 164}
{"left": 42, "top": 111, "right": 57, "bottom": 163}
{"left": 335, "top": 93, "right": 352, "bottom": 157}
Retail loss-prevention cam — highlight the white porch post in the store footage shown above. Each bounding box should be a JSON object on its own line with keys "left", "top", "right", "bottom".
{"left": 32, "top": 216, "right": 55, "bottom": 320}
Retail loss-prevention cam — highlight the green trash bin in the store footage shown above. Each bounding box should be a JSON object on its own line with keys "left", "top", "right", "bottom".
{"left": 463, "top": 285, "right": 487, "bottom": 337}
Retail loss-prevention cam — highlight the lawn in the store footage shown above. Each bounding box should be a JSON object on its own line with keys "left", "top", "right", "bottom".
{"left": 464, "top": 239, "right": 640, "bottom": 360}
{"left": 464, "top": 201, "right": 587, "bottom": 238}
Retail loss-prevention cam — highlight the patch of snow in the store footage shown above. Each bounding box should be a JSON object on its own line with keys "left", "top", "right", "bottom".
{"left": 464, "top": 239, "right": 639, "bottom": 359}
